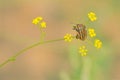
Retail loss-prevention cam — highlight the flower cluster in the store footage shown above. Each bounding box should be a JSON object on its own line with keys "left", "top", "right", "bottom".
{"left": 88, "top": 12, "right": 97, "bottom": 22}
{"left": 88, "top": 28, "right": 96, "bottom": 37}
{"left": 64, "top": 34, "right": 73, "bottom": 42}
{"left": 79, "top": 46, "right": 88, "bottom": 56}
{"left": 32, "top": 16, "right": 46, "bottom": 28}
{"left": 63, "top": 11, "right": 102, "bottom": 56}
{"left": 94, "top": 39, "right": 102, "bottom": 49}
{"left": 32, "top": 17, "right": 43, "bottom": 24}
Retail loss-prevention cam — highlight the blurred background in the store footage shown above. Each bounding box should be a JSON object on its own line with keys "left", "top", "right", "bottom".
{"left": 0, "top": 0, "right": 120, "bottom": 80}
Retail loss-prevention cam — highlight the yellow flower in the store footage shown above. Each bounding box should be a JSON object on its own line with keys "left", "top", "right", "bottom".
{"left": 37, "top": 17, "right": 43, "bottom": 21}
{"left": 64, "top": 34, "right": 73, "bottom": 42}
{"left": 79, "top": 46, "right": 88, "bottom": 56}
{"left": 94, "top": 39, "right": 102, "bottom": 49}
{"left": 32, "top": 17, "right": 43, "bottom": 25}
{"left": 32, "top": 19, "right": 39, "bottom": 24}
{"left": 40, "top": 21, "right": 46, "bottom": 28}
{"left": 88, "top": 28, "right": 96, "bottom": 37}
{"left": 88, "top": 12, "right": 97, "bottom": 22}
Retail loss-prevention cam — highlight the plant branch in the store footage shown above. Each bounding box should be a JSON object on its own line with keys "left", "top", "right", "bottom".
{"left": 0, "top": 38, "right": 64, "bottom": 68}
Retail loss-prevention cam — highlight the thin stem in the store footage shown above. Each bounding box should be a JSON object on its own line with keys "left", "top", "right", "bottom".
{"left": 0, "top": 60, "right": 10, "bottom": 68}
{"left": 0, "top": 38, "right": 64, "bottom": 68}
{"left": 81, "top": 57, "right": 91, "bottom": 80}
{"left": 38, "top": 26, "right": 45, "bottom": 42}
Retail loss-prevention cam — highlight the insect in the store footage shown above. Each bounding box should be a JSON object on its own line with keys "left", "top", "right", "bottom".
{"left": 73, "top": 24, "right": 87, "bottom": 41}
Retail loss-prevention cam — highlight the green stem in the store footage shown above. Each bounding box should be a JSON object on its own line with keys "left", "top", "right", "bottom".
{"left": 39, "top": 27, "right": 45, "bottom": 42}
{"left": 0, "top": 38, "right": 64, "bottom": 68}
{"left": 81, "top": 57, "right": 91, "bottom": 80}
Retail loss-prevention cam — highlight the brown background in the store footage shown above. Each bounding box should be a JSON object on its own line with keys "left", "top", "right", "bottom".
{"left": 0, "top": 0, "right": 120, "bottom": 80}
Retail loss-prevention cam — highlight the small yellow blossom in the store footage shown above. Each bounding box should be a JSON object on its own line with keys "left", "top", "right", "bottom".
{"left": 94, "top": 39, "right": 102, "bottom": 49}
{"left": 37, "top": 17, "right": 43, "bottom": 21}
{"left": 32, "top": 17, "right": 43, "bottom": 24}
{"left": 40, "top": 21, "right": 46, "bottom": 28}
{"left": 88, "top": 28, "right": 96, "bottom": 37}
{"left": 32, "top": 19, "right": 39, "bottom": 24}
{"left": 88, "top": 12, "right": 97, "bottom": 22}
{"left": 79, "top": 46, "right": 88, "bottom": 56}
{"left": 64, "top": 34, "right": 73, "bottom": 42}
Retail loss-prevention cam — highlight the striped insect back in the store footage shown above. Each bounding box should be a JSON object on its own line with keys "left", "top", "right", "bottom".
{"left": 73, "top": 24, "right": 87, "bottom": 41}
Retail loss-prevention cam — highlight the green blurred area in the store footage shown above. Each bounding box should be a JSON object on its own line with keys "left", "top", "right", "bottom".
{"left": 0, "top": 0, "right": 120, "bottom": 80}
